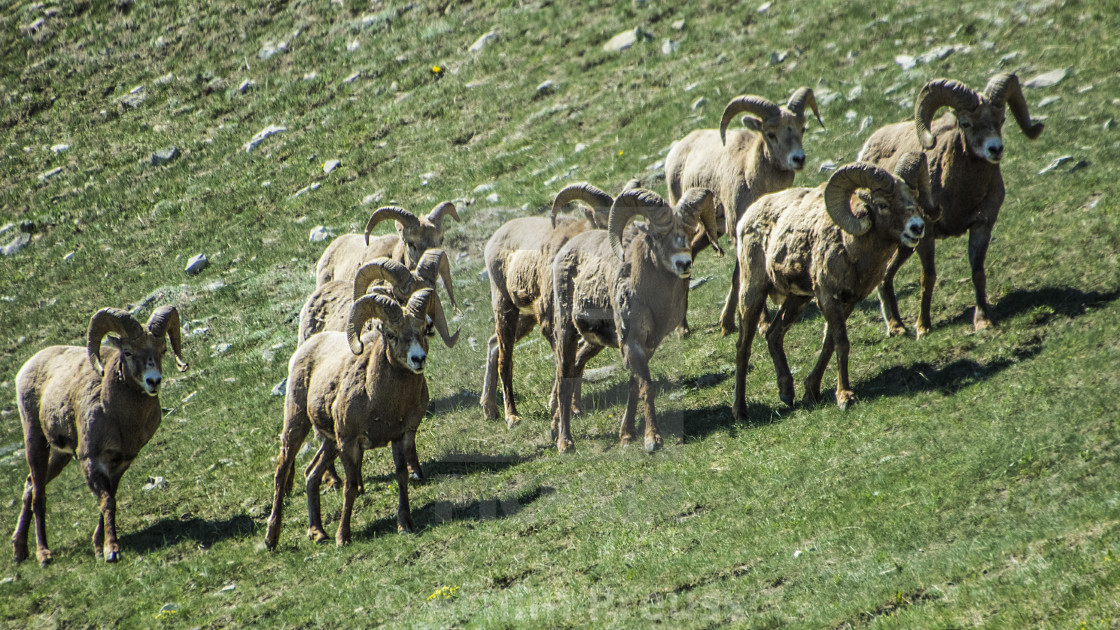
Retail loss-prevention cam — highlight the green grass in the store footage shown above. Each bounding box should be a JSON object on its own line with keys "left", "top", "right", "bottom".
{"left": 2, "top": 0, "right": 1119, "bottom": 627}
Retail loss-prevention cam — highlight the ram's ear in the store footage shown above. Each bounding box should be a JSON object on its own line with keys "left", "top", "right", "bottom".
{"left": 741, "top": 116, "right": 763, "bottom": 132}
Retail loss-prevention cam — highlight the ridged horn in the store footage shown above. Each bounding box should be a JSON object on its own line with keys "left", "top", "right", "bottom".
{"left": 427, "top": 291, "right": 459, "bottom": 348}
{"left": 551, "top": 182, "right": 614, "bottom": 228}
{"left": 404, "top": 288, "right": 434, "bottom": 321}
{"left": 87, "top": 308, "right": 147, "bottom": 376}
{"left": 824, "top": 164, "right": 896, "bottom": 236}
{"left": 720, "top": 95, "right": 781, "bottom": 145}
{"left": 146, "top": 305, "right": 188, "bottom": 372}
{"left": 893, "top": 152, "right": 938, "bottom": 221}
{"left": 426, "top": 201, "right": 461, "bottom": 230}
{"left": 415, "top": 248, "right": 458, "bottom": 311}
{"left": 983, "top": 73, "right": 1045, "bottom": 140}
{"left": 363, "top": 206, "right": 420, "bottom": 246}
{"left": 914, "top": 79, "right": 980, "bottom": 150}
{"left": 347, "top": 294, "right": 403, "bottom": 355}
{"left": 786, "top": 87, "right": 824, "bottom": 128}
{"left": 676, "top": 188, "right": 722, "bottom": 256}
{"left": 353, "top": 258, "right": 412, "bottom": 301}
{"left": 607, "top": 189, "right": 673, "bottom": 260}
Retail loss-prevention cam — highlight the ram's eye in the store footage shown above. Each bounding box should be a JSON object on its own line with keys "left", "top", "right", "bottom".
{"left": 959, "top": 120, "right": 971, "bottom": 129}
{"left": 767, "top": 132, "right": 778, "bottom": 141}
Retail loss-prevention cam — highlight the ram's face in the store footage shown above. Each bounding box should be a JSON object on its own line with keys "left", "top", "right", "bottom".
{"left": 115, "top": 336, "right": 166, "bottom": 396}
{"left": 955, "top": 104, "right": 1006, "bottom": 164}
{"left": 859, "top": 185, "right": 926, "bottom": 249}
{"left": 760, "top": 112, "right": 808, "bottom": 172}
{"left": 651, "top": 220, "right": 694, "bottom": 279}
{"left": 379, "top": 316, "right": 430, "bottom": 375}
{"left": 399, "top": 222, "right": 444, "bottom": 266}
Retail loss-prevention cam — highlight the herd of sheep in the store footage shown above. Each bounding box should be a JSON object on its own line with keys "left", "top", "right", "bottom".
{"left": 10, "top": 72, "right": 1043, "bottom": 562}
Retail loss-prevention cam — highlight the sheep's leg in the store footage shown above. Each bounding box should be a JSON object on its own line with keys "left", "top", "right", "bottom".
{"left": 968, "top": 225, "right": 994, "bottom": 332}
{"left": 619, "top": 373, "right": 640, "bottom": 445}
{"left": 622, "top": 342, "right": 661, "bottom": 452}
{"left": 733, "top": 282, "right": 768, "bottom": 423}
{"left": 481, "top": 333, "right": 500, "bottom": 420}
{"left": 496, "top": 303, "right": 526, "bottom": 428}
{"left": 878, "top": 245, "right": 915, "bottom": 337}
{"left": 391, "top": 436, "right": 415, "bottom": 533}
{"left": 675, "top": 288, "right": 692, "bottom": 339}
{"left": 335, "top": 440, "right": 364, "bottom": 546}
{"left": 766, "top": 296, "right": 811, "bottom": 407}
{"left": 718, "top": 259, "right": 742, "bottom": 337}
{"left": 406, "top": 431, "right": 424, "bottom": 482}
{"left": 12, "top": 475, "right": 33, "bottom": 563}
{"left": 915, "top": 236, "right": 937, "bottom": 336}
{"left": 553, "top": 324, "right": 580, "bottom": 453}
{"left": 304, "top": 440, "right": 337, "bottom": 544}
{"left": 570, "top": 341, "right": 603, "bottom": 416}
{"left": 15, "top": 440, "right": 67, "bottom": 565}
{"left": 265, "top": 412, "right": 314, "bottom": 549}
{"left": 84, "top": 466, "right": 122, "bottom": 563}
{"left": 803, "top": 326, "right": 834, "bottom": 405}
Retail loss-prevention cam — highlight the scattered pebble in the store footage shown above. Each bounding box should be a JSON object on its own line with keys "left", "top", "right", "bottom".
{"left": 603, "top": 28, "right": 639, "bottom": 52}
{"left": 323, "top": 159, "right": 340, "bottom": 174}
{"left": 1038, "top": 155, "right": 1072, "bottom": 175}
{"left": 469, "top": 31, "right": 496, "bottom": 53}
{"left": 50, "top": 144, "right": 69, "bottom": 154}
{"left": 757, "top": 2, "right": 772, "bottom": 12}
{"left": 894, "top": 55, "right": 917, "bottom": 71}
{"left": 689, "top": 274, "right": 713, "bottom": 290}
{"left": 258, "top": 41, "right": 288, "bottom": 60}
{"left": 150, "top": 147, "right": 180, "bottom": 166}
{"left": 486, "top": 192, "right": 500, "bottom": 204}
{"left": 472, "top": 183, "right": 495, "bottom": 194}
{"left": 243, "top": 125, "right": 286, "bottom": 153}
{"left": 238, "top": 79, "right": 254, "bottom": 93}
{"left": 292, "top": 182, "right": 321, "bottom": 198}
{"left": 1024, "top": 68, "right": 1067, "bottom": 88}
{"left": 185, "top": 254, "right": 209, "bottom": 276}
{"left": 347, "top": 40, "right": 360, "bottom": 52}
{"left": 691, "top": 97, "right": 706, "bottom": 110}
{"left": 536, "top": 80, "right": 554, "bottom": 94}
{"left": 63, "top": 251, "right": 75, "bottom": 262}
{"left": 819, "top": 160, "right": 837, "bottom": 173}
{"left": 1037, "top": 96, "right": 1060, "bottom": 108}
{"left": 38, "top": 167, "right": 63, "bottom": 182}
{"left": 142, "top": 476, "right": 167, "bottom": 491}
{"left": 1, "top": 234, "right": 31, "bottom": 256}
{"left": 309, "top": 225, "right": 332, "bottom": 242}
{"left": 672, "top": 19, "right": 686, "bottom": 30}
{"left": 271, "top": 378, "right": 287, "bottom": 397}
{"left": 212, "top": 343, "right": 232, "bottom": 355}
{"left": 662, "top": 39, "right": 679, "bottom": 55}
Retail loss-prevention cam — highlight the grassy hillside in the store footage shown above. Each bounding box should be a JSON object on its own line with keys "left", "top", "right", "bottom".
{"left": 1, "top": 0, "right": 1118, "bottom": 627}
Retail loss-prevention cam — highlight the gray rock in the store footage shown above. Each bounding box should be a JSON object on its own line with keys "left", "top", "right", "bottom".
{"left": 1038, "top": 155, "right": 1072, "bottom": 174}
{"left": 38, "top": 167, "right": 63, "bottom": 182}
{"left": 142, "top": 476, "right": 167, "bottom": 491}
{"left": 815, "top": 88, "right": 841, "bottom": 107}
{"left": 583, "top": 364, "right": 622, "bottom": 383}
{"left": 469, "top": 31, "right": 496, "bottom": 53}
{"left": 858, "top": 115, "right": 874, "bottom": 134}
{"left": 847, "top": 85, "right": 863, "bottom": 101}
{"left": 343, "top": 71, "right": 362, "bottom": 84}
{"left": 536, "top": 80, "right": 554, "bottom": 94}
{"left": 63, "top": 251, "right": 75, "bottom": 262}
{"left": 50, "top": 144, "right": 69, "bottom": 154}
{"left": 362, "top": 191, "right": 384, "bottom": 205}
{"left": 757, "top": 2, "right": 772, "bottom": 12}
{"left": 309, "top": 225, "right": 332, "bottom": 242}
{"left": 1, "top": 233, "right": 31, "bottom": 256}
{"left": 1024, "top": 68, "right": 1067, "bottom": 88}
{"left": 894, "top": 54, "right": 917, "bottom": 70}
{"left": 243, "top": 125, "right": 286, "bottom": 153}
{"left": 471, "top": 183, "right": 495, "bottom": 194}
{"left": 819, "top": 160, "right": 838, "bottom": 173}
{"left": 672, "top": 19, "right": 686, "bottom": 30}
{"left": 238, "top": 79, "right": 254, "bottom": 93}
{"left": 185, "top": 253, "right": 209, "bottom": 276}
{"left": 689, "top": 274, "right": 714, "bottom": 290}
{"left": 151, "top": 147, "right": 180, "bottom": 166}
{"left": 603, "top": 28, "right": 639, "bottom": 52}
{"left": 477, "top": 269, "right": 490, "bottom": 281}
{"left": 662, "top": 39, "right": 680, "bottom": 55}
{"left": 770, "top": 51, "right": 787, "bottom": 65}
{"left": 258, "top": 41, "right": 288, "bottom": 60}
{"left": 467, "top": 337, "right": 479, "bottom": 351}
{"left": 1038, "top": 95, "right": 1060, "bottom": 108}
{"left": 271, "top": 378, "right": 287, "bottom": 397}
{"left": 292, "top": 182, "right": 320, "bottom": 198}
{"left": 691, "top": 97, "right": 707, "bottom": 110}
{"left": 322, "top": 159, "right": 340, "bottom": 174}
{"left": 486, "top": 192, "right": 500, "bottom": 204}
{"left": 212, "top": 343, "right": 232, "bottom": 356}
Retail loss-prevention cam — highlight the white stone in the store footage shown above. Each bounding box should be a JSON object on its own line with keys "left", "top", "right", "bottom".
{"left": 469, "top": 31, "right": 496, "bottom": 53}
{"left": 309, "top": 225, "right": 331, "bottom": 242}
{"left": 603, "top": 28, "right": 639, "bottom": 52}
{"left": 243, "top": 125, "right": 286, "bottom": 153}
{"left": 894, "top": 54, "right": 917, "bottom": 70}
{"left": 51, "top": 144, "right": 69, "bottom": 154}
{"left": 1024, "top": 68, "right": 1067, "bottom": 88}
{"left": 661, "top": 39, "right": 679, "bottom": 55}
{"left": 486, "top": 193, "right": 500, "bottom": 204}
{"left": 185, "top": 254, "right": 209, "bottom": 276}
{"left": 323, "top": 159, "right": 340, "bottom": 174}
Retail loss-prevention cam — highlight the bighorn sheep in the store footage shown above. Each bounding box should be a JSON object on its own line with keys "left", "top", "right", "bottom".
{"left": 548, "top": 187, "right": 721, "bottom": 453}
{"left": 12, "top": 306, "right": 187, "bottom": 565}
{"left": 731, "top": 157, "right": 930, "bottom": 419}
{"left": 665, "top": 88, "right": 823, "bottom": 336}
{"left": 314, "top": 201, "right": 460, "bottom": 297}
{"left": 858, "top": 73, "right": 1044, "bottom": 336}
{"left": 265, "top": 289, "right": 437, "bottom": 549}
{"left": 480, "top": 181, "right": 637, "bottom": 429}
{"left": 299, "top": 249, "right": 458, "bottom": 348}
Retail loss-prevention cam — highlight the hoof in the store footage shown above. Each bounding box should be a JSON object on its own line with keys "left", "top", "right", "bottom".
{"left": 409, "top": 471, "right": 423, "bottom": 483}
{"left": 482, "top": 402, "right": 499, "bottom": 421}
{"left": 104, "top": 550, "right": 120, "bottom": 563}
{"left": 307, "top": 527, "right": 329, "bottom": 544}
{"left": 644, "top": 435, "right": 663, "bottom": 453}
{"left": 676, "top": 324, "right": 691, "bottom": 340}
{"left": 619, "top": 432, "right": 636, "bottom": 446}
{"left": 335, "top": 535, "right": 351, "bottom": 547}
{"left": 398, "top": 522, "right": 415, "bottom": 534}
{"left": 973, "top": 317, "right": 993, "bottom": 332}
{"left": 720, "top": 322, "right": 737, "bottom": 338}
{"left": 557, "top": 438, "right": 575, "bottom": 454}
{"left": 836, "top": 392, "right": 856, "bottom": 411}
{"left": 779, "top": 393, "right": 795, "bottom": 408}
{"left": 506, "top": 414, "right": 521, "bottom": 430}
{"left": 887, "top": 323, "right": 909, "bottom": 337}
{"left": 13, "top": 542, "right": 28, "bottom": 564}
{"left": 732, "top": 405, "right": 747, "bottom": 424}
{"left": 37, "top": 548, "right": 52, "bottom": 566}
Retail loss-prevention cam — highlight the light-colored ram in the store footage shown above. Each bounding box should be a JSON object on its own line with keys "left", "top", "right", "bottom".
{"left": 548, "top": 187, "right": 720, "bottom": 453}
{"left": 12, "top": 306, "right": 187, "bottom": 565}
{"left": 480, "top": 181, "right": 638, "bottom": 429}
{"left": 265, "top": 289, "right": 437, "bottom": 549}
{"left": 731, "top": 157, "right": 930, "bottom": 419}
{"left": 665, "top": 88, "right": 823, "bottom": 335}
{"left": 858, "top": 73, "right": 1044, "bottom": 336}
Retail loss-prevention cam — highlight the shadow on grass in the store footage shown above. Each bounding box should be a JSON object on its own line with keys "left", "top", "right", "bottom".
{"left": 682, "top": 401, "right": 781, "bottom": 441}
{"left": 119, "top": 513, "right": 256, "bottom": 554}
{"left": 355, "top": 484, "right": 555, "bottom": 538}
{"left": 993, "top": 286, "right": 1119, "bottom": 320}
{"left": 860, "top": 342, "right": 1043, "bottom": 401}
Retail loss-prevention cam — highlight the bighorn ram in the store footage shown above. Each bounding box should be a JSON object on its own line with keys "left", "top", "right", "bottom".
{"left": 731, "top": 157, "right": 930, "bottom": 419}
{"left": 314, "top": 202, "right": 460, "bottom": 299}
{"left": 480, "top": 181, "right": 637, "bottom": 429}
{"left": 13, "top": 306, "right": 187, "bottom": 565}
{"left": 299, "top": 249, "right": 458, "bottom": 348}
{"left": 665, "top": 88, "right": 823, "bottom": 335}
{"left": 548, "top": 187, "right": 721, "bottom": 453}
{"left": 858, "top": 73, "right": 1044, "bottom": 335}
{"left": 265, "top": 289, "right": 436, "bottom": 549}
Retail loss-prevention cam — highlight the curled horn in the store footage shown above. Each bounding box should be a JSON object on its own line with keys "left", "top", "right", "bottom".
{"left": 551, "top": 182, "right": 614, "bottom": 228}
{"left": 824, "top": 164, "right": 896, "bottom": 236}
{"left": 914, "top": 79, "right": 981, "bottom": 150}
{"left": 86, "top": 308, "right": 147, "bottom": 376}
{"left": 353, "top": 258, "right": 413, "bottom": 301}
{"left": 364, "top": 206, "right": 420, "bottom": 246}
{"left": 347, "top": 294, "right": 403, "bottom": 355}
{"left": 427, "top": 201, "right": 461, "bottom": 230}
{"left": 720, "top": 95, "right": 781, "bottom": 145}
{"left": 893, "top": 152, "right": 938, "bottom": 221}
{"left": 427, "top": 291, "right": 460, "bottom": 348}
{"left": 404, "top": 288, "right": 434, "bottom": 321}
{"left": 607, "top": 189, "right": 673, "bottom": 261}
{"left": 786, "top": 87, "right": 824, "bottom": 128}
{"left": 415, "top": 248, "right": 458, "bottom": 312}
{"left": 676, "top": 188, "right": 722, "bottom": 256}
{"left": 983, "top": 73, "right": 1045, "bottom": 139}
{"left": 146, "top": 305, "right": 188, "bottom": 372}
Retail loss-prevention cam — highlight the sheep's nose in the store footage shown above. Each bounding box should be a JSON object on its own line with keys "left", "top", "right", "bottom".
{"left": 675, "top": 258, "right": 692, "bottom": 276}
{"left": 146, "top": 375, "right": 161, "bottom": 391}
{"left": 411, "top": 352, "right": 427, "bottom": 369}
{"left": 790, "top": 151, "right": 806, "bottom": 169}
{"left": 906, "top": 217, "right": 925, "bottom": 239}
{"left": 987, "top": 143, "right": 1004, "bottom": 161}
